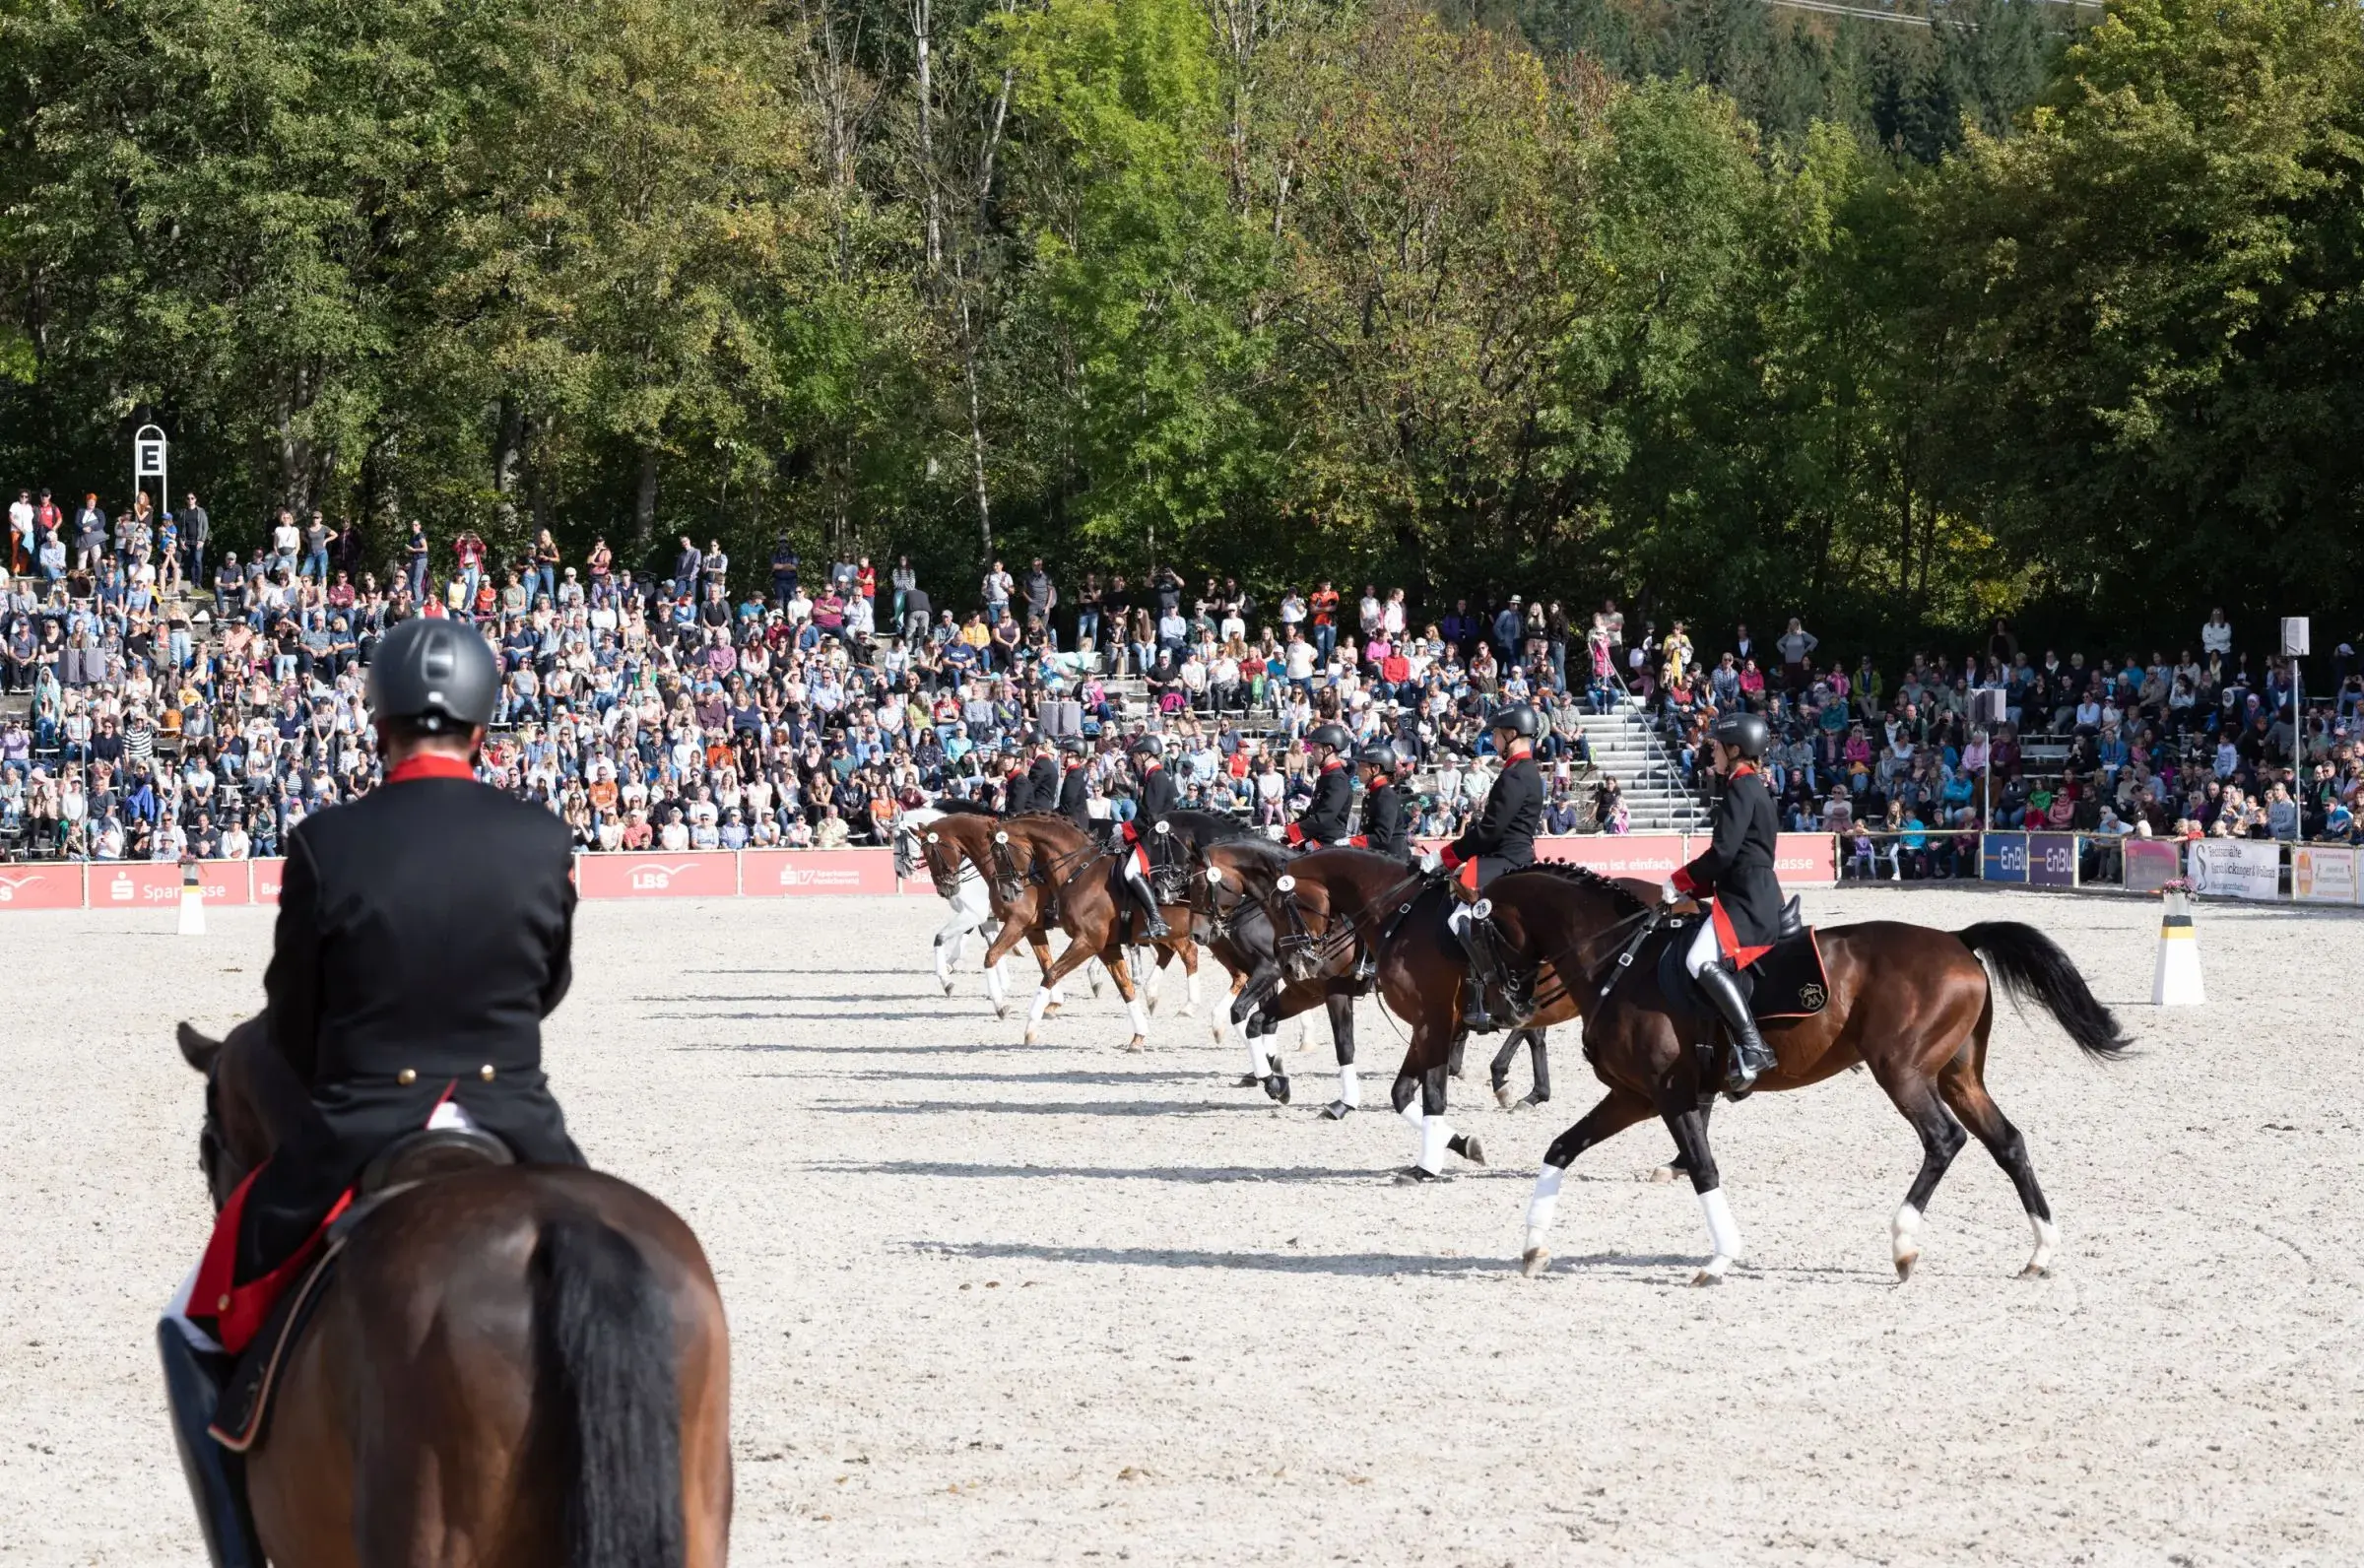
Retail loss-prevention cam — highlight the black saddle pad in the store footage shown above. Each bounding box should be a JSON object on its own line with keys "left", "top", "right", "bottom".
{"left": 1653, "top": 918, "right": 1830, "bottom": 1023}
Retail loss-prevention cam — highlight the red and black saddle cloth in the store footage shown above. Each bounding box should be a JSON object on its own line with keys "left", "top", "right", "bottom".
{"left": 1655, "top": 916, "right": 1831, "bottom": 1024}
{"left": 204, "top": 1127, "right": 516, "bottom": 1453}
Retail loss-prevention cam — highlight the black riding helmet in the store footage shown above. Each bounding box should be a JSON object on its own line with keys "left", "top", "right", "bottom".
{"left": 1308, "top": 722, "right": 1350, "bottom": 752}
{"left": 1127, "top": 734, "right": 1163, "bottom": 759}
{"left": 1490, "top": 703, "right": 1540, "bottom": 739}
{"left": 365, "top": 617, "right": 498, "bottom": 734}
{"left": 1711, "top": 710, "right": 1771, "bottom": 761}
{"left": 1356, "top": 742, "right": 1401, "bottom": 772}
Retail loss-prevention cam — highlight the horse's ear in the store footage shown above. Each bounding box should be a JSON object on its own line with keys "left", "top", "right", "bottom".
{"left": 176, "top": 1022, "right": 222, "bottom": 1075}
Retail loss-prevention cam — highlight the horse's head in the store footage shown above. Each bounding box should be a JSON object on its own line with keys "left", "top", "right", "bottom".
{"left": 917, "top": 816, "right": 984, "bottom": 900}
{"left": 177, "top": 1017, "right": 300, "bottom": 1211}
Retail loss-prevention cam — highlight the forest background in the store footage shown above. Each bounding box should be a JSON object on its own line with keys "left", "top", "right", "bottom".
{"left": 0, "top": 0, "right": 2357, "bottom": 652}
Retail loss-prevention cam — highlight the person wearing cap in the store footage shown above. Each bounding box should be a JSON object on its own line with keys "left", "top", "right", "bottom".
{"left": 161, "top": 616, "right": 585, "bottom": 1565}
{"left": 1286, "top": 723, "right": 1353, "bottom": 848}
{"left": 1418, "top": 703, "right": 1543, "bottom": 1028}
{"left": 1664, "top": 709, "right": 1782, "bottom": 1094}
{"left": 1349, "top": 742, "right": 1410, "bottom": 858}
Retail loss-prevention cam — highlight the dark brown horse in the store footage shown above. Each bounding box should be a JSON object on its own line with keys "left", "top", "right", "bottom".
{"left": 1486, "top": 876, "right": 2129, "bottom": 1282}
{"left": 921, "top": 811, "right": 1202, "bottom": 1049}
{"left": 177, "top": 1017, "right": 733, "bottom": 1565}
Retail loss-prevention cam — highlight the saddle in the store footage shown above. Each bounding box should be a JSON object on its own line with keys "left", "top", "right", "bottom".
{"left": 209, "top": 1128, "right": 513, "bottom": 1453}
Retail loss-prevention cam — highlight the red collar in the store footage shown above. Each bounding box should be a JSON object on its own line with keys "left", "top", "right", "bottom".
{"left": 1505, "top": 742, "right": 1533, "bottom": 760}
{"left": 1731, "top": 762, "right": 1760, "bottom": 779}
{"left": 1321, "top": 758, "right": 1344, "bottom": 772}
{"left": 386, "top": 753, "right": 477, "bottom": 785}
{"left": 1141, "top": 761, "right": 1160, "bottom": 772}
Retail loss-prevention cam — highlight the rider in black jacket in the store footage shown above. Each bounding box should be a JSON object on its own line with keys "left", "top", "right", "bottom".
{"left": 1285, "top": 723, "right": 1353, "bottom": 848}
{"left": 1024, "top": 742, "right": 1059, "bottom": 816}
{"left": 1057, "top": 738, "right": 1093, "bottom": 828}
{"left": 1668, "top": 710, "right": 1784, "bottom": 1094}
{"left": 163, "top": 616, "right": 584, "bottom": 1568}
{"left": 1119, "top": 736, "right": 1175, "bottom": 938}
{"left": 1422, "top": 705, "right": 1544, "bottom": 1028}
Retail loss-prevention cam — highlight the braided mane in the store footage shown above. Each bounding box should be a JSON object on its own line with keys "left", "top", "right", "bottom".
{"left": 930, "top": 796, "right": 1000, "bottom": 817}
{"left": 1501, "top": 859, "right": 1649, "bottom": 915}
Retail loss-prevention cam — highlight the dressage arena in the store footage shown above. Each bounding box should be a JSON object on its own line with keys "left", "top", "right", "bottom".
{"left": 6, "top": 884, "right": 2359, "bottom": 1565}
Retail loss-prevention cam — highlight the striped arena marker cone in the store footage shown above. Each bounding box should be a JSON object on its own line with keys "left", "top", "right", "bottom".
{"left": 2151, "top": 884, "right": 2201, "bottom": 1006}
{"left": 176, "top": 859, "right": 206, "bottom": 938}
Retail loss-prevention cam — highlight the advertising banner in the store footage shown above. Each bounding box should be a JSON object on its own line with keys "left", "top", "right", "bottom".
{"left": 1531, "top": 834, "right": 1689, "bottom": 879}
{"left": 1981, "top": 832, "right": 2029, "bottom": 884}
{"left": 252, "top": 859, "right": 287, "bottom": 906}
{"left": 0, "top": 863, "right": 84, "bottom": 909}
{"left": 2189, "top": 838, "right": 2280, "bottom": 900}
{"left": 738, "top": 849, "right": 898, "bottom": 897}
{"left": 2292, "top": 844, "right": 2357, "bottom": 905}
{"left": 88, "top": 862, "right": 255, "bottom": 910}
{"left": 1771, "top": 833, "right": 1839, "bottom": 887}
{"left": 571, "top": 851, "right": 740, "bottom": 901}
{"left": 2122, "top": 839, "right": 2180, "bottom": 894}
{"left": 2026, "top": 832, "right": 2078, "bottom": 888}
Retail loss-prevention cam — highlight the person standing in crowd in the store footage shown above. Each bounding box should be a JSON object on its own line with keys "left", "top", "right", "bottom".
{"left": 8, "top": 490, "right": 32, "bottom": 575}
{"left": 1776, "top": 617, "right": 1818, "bottom": 692}
{"left": 982, "top": 558, "right": 1013, "bottom": 622}
{"left": 404, "top": 520, "right": 430, "bottom": 599}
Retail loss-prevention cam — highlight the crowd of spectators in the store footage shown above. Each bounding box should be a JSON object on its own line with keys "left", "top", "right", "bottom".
{"left": 3, "top": 481, "right": 2353, "bottom": 872}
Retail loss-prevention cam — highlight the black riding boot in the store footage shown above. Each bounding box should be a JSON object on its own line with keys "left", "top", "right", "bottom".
{"left": 1450, "top": 912, "right": 1499, "bottom": 1033}
{"left": 1693, "top": 960, "right": 1775, "bottom": 1096}
{"left": 157, "top": 1320, "right": 264, "bottom": 1568}
{"left": 1127, "top": 873, "right": 1172, "bottom": 940}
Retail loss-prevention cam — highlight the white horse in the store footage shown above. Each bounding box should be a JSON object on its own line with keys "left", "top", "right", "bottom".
{"left": 897, "top": 805, "right": 1099, "bottom": 1012}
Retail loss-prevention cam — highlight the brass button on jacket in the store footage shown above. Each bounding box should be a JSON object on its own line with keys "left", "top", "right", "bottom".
{"left": 396, "top": 1068, "right": 418, "bottom": 1086}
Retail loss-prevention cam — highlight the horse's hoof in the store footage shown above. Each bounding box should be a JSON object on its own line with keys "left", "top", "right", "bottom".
{"left": 994, "top": 1004, "right": 1011, "bottom": 1020}
{"left": 1643, "top": 1165, "right": 1677, "bottom": 1185}
{"left": 1123, "top": 1036, "right": 1148, "bottom": 1054}
{"left": 941, "top": 980, "right": 955, "bottom": 997}
{"left": 1521, "top": 1247, "right": 1550, "bottom": 1278}
{"left": 1691, "top": 1255, "right": 1735, "bottom": 1286}
{"left": 1178, "top": 1004, "right": 1198, "bottom": 1019}
{"left": 1393, "top": 1165, "right": 1446, "bottom": 1185}
{"left": 1263, "top": 1076, "right": 1290, "bottom": 1105}
{"left": 1518, "top": 1093, "right": 1546, "bottom": 1111}
{"left": 2018, "top": 1263, "right": 2050, "bottom": 1280}
{"left": 1234, "top": 1075, "right": 1263, "bottom": 1088}
{"left": 1459, "top": 1136, "right": 1486, "bottom": 1167}
{"left": 1042, "top": 1003, "right": 1064, "bottom": 1019}
{"left": 1211, "top": 1026, "right": 1228, "bottom": 1047}
{"left": 1894, "top": 1251, "right": 1920, "bottom": 1282}
{"left": 1319, "top": 1101, "right": 1353, "bottom": 1121}
{"left": 1494, "top": 1084, "right": 1515, "bottom": 1111}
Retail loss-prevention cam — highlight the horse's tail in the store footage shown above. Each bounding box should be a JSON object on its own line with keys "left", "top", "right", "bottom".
{"left": 535, "top": 1215, "right": 685, "bottom": 1568}
{"left": 1956, "top": 922, "right": 2131, "bottom": 1061}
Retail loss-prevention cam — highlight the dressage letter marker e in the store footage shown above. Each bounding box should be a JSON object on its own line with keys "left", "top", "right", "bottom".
{"left": 2151, "top": 887, "right": 2201, "bottom": 1007}
{"left": 176, "top": 861, "right": 206, "bottom": 938}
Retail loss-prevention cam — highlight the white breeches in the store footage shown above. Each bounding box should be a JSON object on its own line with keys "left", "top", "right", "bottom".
{"left": 1683, "top": 912, "right": 1721, "bottom": 978}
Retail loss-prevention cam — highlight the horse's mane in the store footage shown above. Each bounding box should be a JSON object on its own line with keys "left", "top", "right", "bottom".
{"left": 930, "top": 796, "right": 1001, "bottom": 817}
{"left": 1212, "top": 835, "right": 1290, "bottom": 869}
{"left": 1500, "top": 859, "right": 1648, "bottom": 915}
{"left": 1162, "top": 808, "right": 1254, "bottom": 843}
{"left": 1002, "top": 810, "right": 1091, "bottom": 837}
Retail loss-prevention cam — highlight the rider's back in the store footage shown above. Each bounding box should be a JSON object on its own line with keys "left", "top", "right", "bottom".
{"left": 269, "top": 776, "right": 574, "bottom": 1090}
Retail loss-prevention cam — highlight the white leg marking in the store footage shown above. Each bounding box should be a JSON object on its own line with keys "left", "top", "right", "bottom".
{"left": 1695, "top": 1187, "right": 1744, "bottom": 1281}
{"left": 2026, "top": 1214, "right": 2059, "bottom": 1276}
{"left": 1523, "top": 1163, "right": 1566, "bottom": 1257}
{"left": 1892, "top": 1202, "right": 1925, "bottom": 1278}
{"left": 1243, "top": 1028, "right": 1270, "bottom": 1078}
{"left": 1418, "top": 1115, "right": 1452, "bottom": 1175}
{"left": 1337, "top": 1062, "right": 1360, "bottom": 1109}
{"left": 1126, "top": 997, "right": 1150, "bottom": 1039}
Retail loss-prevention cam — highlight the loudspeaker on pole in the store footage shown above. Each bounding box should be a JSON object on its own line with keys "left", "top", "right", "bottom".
{"left": 2151, "top": 884, "right": 2201, "bottom": 1006}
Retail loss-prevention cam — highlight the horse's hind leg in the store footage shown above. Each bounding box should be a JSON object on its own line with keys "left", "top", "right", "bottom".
{"left": 1877, "top": 1068, "right": 1970, "bottom": 1282}
{"left": 1653, "top": 1098, "right": 1710, "bottom": 1183}
{"left": 1488, "top": 1032, "right": 1522, "bottom": 1109}
{"left": 1100, "top": 947, "right": 1151, "bottom": 1050}
{"left": 1524, "top": 1029, "right": 1550, "bottom": 1107}
{"left": 1938, "top": 1055, "right": 2059, "bottom": 1277}
{"left": 1520, "top": 1088, "right": 1654, "bottom": 1276}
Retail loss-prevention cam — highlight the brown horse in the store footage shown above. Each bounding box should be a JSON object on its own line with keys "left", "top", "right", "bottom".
{"left": 176, "top": 1016, "right": 733, "bottom": 1565}
{"left": 911, "top": 802, "right": 1086, "bottom": 1017}
{"left": 1484, "top": 875, "right": 2130, "bottom": 1282}
{"left": 920, "top": 811, "right": 1202, "bottom": 1050}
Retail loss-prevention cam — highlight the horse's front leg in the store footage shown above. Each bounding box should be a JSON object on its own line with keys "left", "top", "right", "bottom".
{"left": 978, "top": 912, "right": 1033, "bottom": 1018}
{"left": 1659, "top": 1090, "right": 1743, "bottom": 1286}
{"left": 1028, "top": 931, "right": 1068, "bottom": 1012}
{"left": 1218, "top": 971, "right": 1248, "bottom": 1050}
{"left": 1023, "top": 935, "right": 1097, "bottom": 1045}
{"left": 1393, "top": 1050, "right": 1485, "bottom": 1182}
{"left": 1318, "top": 987, "right": 1358, "bottom": 1121}
{"left": 1520, "top": 1087, "right": 1655, "bottom": 1276}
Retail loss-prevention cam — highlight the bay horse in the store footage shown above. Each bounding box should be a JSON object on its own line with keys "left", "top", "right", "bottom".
{"left": 1192, "top": 836, "right": 1370, "bottom": 1112}
{"left": 920, "top": 811, "right": 1201, "bottom": 1050}
{"left": 912, "top": 806, "right": 1090, "bottom": 1018}
{"left": 175, "top": 1016, "right": 732, "bottom": 1565}
{"left": 1495, "top": 878, "right": 2130, "bottom": 1283}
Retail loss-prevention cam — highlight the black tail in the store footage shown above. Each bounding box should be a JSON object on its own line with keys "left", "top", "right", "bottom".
{"left": 1958, "top": 922, "right": 2131, "bottom": 1061}
{"left": 536, "top": 1216, "right": 684, "bottom": 1568}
